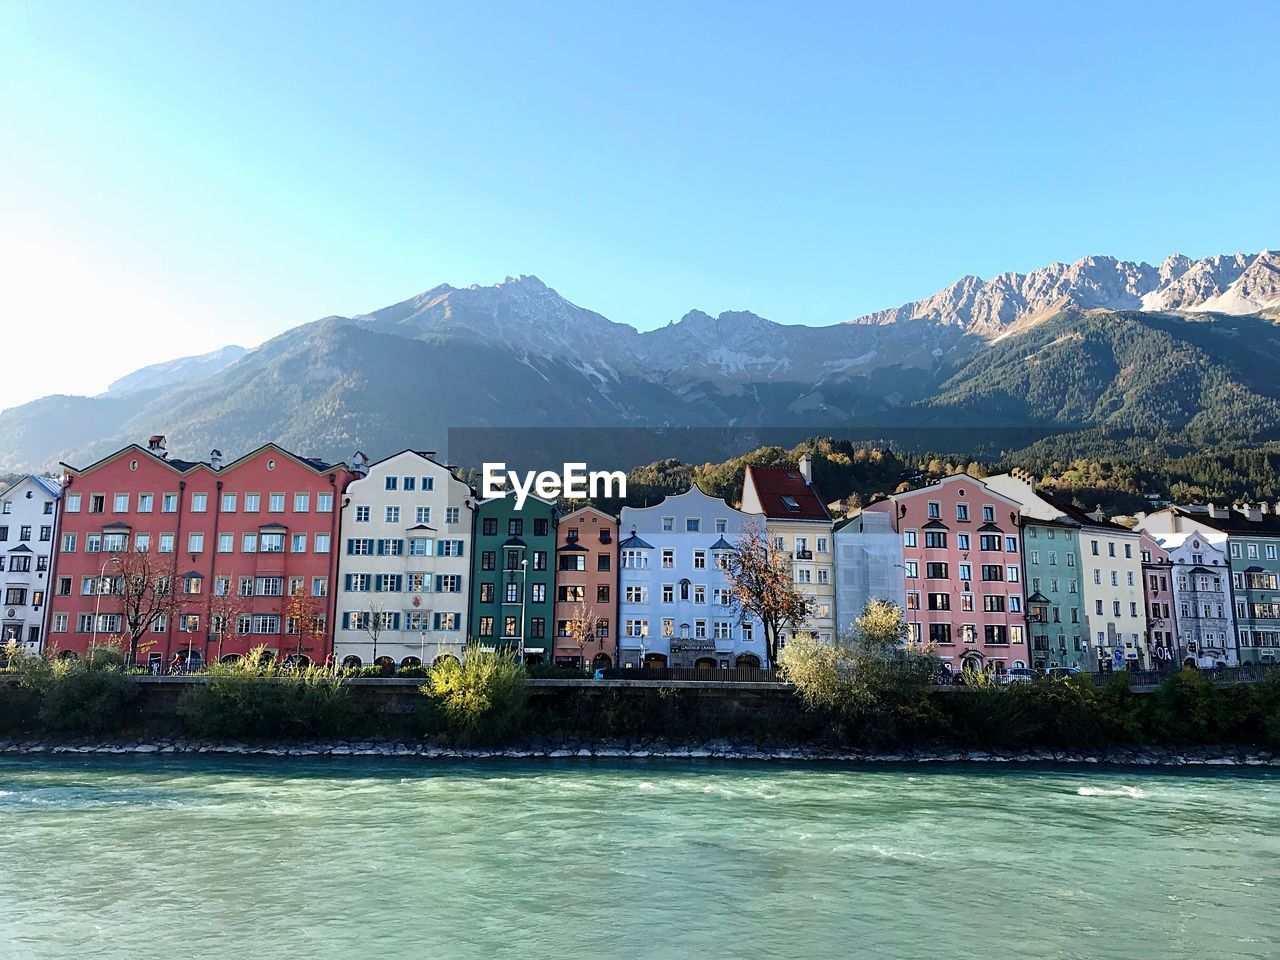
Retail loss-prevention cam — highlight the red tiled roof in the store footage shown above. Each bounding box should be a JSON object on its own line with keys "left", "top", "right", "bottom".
{"left": 744, "top": 465, "right": 830, "bottom": 521}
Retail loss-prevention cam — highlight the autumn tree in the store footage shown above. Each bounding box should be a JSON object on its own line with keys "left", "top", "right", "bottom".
{"left": 284, "top": 591, "right": 327, "bottom": 666}
{"left": 105, "top": 548, "right": 181, "bottom": 666}
{"left": 563, "top": 600, "right": 600, "bottom": 669}
{"left": 208, "top": 591, "right": 246, "bottom": 664}
{"left": 722, "top": 522, "right": 813, "bottom": 669}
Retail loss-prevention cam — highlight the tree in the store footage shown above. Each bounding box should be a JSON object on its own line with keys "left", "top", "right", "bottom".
{"left": 722, "top": 522, "right": 813, "bottom": 669}
{"left": 284, "top": 591, "right": 327, "bottom": 666}
{"left": 104, "top": 548, "right": 181, "bottom": 666}
{"left": 361, "top": 599, "right": 388, "bottom": 668}
{"left": 563, "top": 600, "right": 600, "bottom": 668}
{"left": 778, "top": 600, "right": 937, "bottom": 746}
{"left": 208, "top": 591, "right": 246, "bottom": 664}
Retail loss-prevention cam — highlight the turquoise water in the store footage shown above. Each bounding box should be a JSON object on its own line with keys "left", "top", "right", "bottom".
{"left": 1, "top": 757, "right": 1277, "bottom": 960}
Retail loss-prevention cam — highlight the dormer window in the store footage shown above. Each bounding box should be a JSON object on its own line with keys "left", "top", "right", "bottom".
{"left": 782, "top": 496, "right": 801, "bottom": 513}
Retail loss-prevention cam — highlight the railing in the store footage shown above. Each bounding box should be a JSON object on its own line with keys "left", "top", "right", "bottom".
{"left": 601, "top": 667, "right": 781, "bottom": 683}
{"left": 794, "top": 550, "right": 813, "bottom": 560}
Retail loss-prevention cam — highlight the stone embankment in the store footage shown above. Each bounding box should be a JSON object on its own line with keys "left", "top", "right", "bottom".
{"left": 1, "top": 736, "right": 1277, "bottom": 766}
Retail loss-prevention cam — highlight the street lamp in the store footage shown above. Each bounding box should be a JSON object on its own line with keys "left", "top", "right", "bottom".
{"left": 90, "top": 555, "right": 119, "bottom": 658}
{"left": 518, "top": 558, "right": 528, "bottom": 662}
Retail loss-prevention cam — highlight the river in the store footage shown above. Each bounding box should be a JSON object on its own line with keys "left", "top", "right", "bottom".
{"left": 1, "top": 756, "right": 1277, "bottom": 959}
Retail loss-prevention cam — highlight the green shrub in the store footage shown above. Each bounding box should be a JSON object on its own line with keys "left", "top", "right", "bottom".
{"left": 14, "top": 645, "right": 138, "bottom": 734}
{"left": 422, "top": 646, "right": 527, "bottom": 744}
{"left": 179, "top": 647, "right": 351, "bottom": 739}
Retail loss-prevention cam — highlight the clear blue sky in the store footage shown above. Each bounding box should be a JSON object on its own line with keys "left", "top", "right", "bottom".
{"left": 1, "top": 0, "right": 1276, "bottom": 405}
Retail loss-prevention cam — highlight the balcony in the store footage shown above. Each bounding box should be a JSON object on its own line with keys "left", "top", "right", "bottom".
{"left": 794, "top": 549, "right": 813, "bottom": 560}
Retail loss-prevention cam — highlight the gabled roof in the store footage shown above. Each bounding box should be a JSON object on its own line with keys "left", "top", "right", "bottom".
{"left": 1039, "top": 491, "right": 1133, "bottom": 533}
{"left": 742, "top": 465, "right": 830, "bottom": 522}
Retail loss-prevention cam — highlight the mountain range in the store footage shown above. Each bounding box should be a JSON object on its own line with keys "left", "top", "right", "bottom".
{"left": 2, "top": 250, "right": 1278, "bottom": 473}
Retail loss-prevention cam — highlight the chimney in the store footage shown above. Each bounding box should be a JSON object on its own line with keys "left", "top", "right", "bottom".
{"left": 210, "top": 449, "right": 223, "bottom": 471}
{"left": 1241, "top": 502, "right": 1262, "bottom": 522}
{"left": 147, "top": 435, "right": 168, "bottom": 459}
{"left": 1088, "top": 504, "right": 1107, "bottom": 523}
{"left": 1208, "top": 502, "right": 1230, "bottom": 519}
{"left": 1011, "top": 467, "right": 1038, "bottom": 486}
{"left": 352, "top": 451, "right": 369, "bottom": 478}
{"left": 799, "top": 452, "right": 813, "bottom": 484}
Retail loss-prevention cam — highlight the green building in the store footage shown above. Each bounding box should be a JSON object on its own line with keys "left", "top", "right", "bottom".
{"left": 468, "top": 495, "right": 558, "bottom": 663}
{"left": 1022, "top": 518, "right": 1087, "bottom": 670}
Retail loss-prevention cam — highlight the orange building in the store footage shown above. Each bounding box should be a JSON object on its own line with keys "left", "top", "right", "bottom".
{"left": 552, "top": 506, "right": 617, "bottom": 669}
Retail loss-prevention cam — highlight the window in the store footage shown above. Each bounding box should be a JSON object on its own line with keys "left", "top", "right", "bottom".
{"left": 315, "top": 533, "right": 332, "bottom": 553}
{"left": 983, "top": 595, "right": 1005, "bottom": 612}
{"left": 482, "top": 518, "right": 498, "bottom": 537}
{"left": 385, "top": 476, "right": 398, "bottom": 491}
{"left": 245, "top": 493, "right": 261, "bottom": 513}
{"left": 904, "top": 560, "right": 918, "bottom": 578}
{"left": 562, "top": 584, "right": 588, "bottom": 603}
{"left": 929, "top": 623, "right": 952, "bottom": 645}
{"left": 66, "top": 494, "right": 81, "bottom": 513}
{"left": 191, "top": 492, "right": 207, "bottom": 513}
{"left": 318, "top": 493, "right": 333, "bottom": 512}
{"left": 926, "top": 562, "right": 949, "bottom": 579}
{"left": 478, "top": 616, "right": 495, "bottom": 637}
{"left": 435, "top": 612, "right": 460, "bottom": 631}
{"left": 385, "top": 505, "right": 400, "bottom": 523}
{"left": 347, "top": 538, "right": 372, "bottom": 556}
{"left": 89, "top": 494, "right": 105, "bottom": 513}
{"left": 113, "top": 493, "right": 129, "bottom": 513}
{"left": 904, "top": 530, "right": 917, "bottom": 548}
{"left": 438, "top": 539, "right": 464, "bottom": 557}
{"left": 956, "top": 503, "right": 969, "bottom": 521}
{"left": 269, "top": 493, "right": 285, "bottom": 512}
{"left": 436, "top": 575, "right": 462, "bottom": 593}
{"left": 598, "top": 554, "right": 611, "bottom": 572}
{"left": 693, "top": 550, "right": 706, "bottom": 569}
{"left": 530, "top": 583, "right": 546, "bottom": 603}
{"left": 222, "top": 493, "right": 237, "bottom": 512}
{"left": 508, "top": 518, "right": 523, "bottom": 537}
{"left": 260, "top": 532, "right": 285, "bottom": 553}
{"left": 61, "top": 532, "right": 77, "bottom": 552}
{"left": 927, "top": 501, "right": 941, "bottom": 519}
{"left": 376, "top": 538, "right": 403, "bottom": 556}
{"left": 187, "top": 533, "right": 204, "bottom": 553}
{"left": 159, "top": 534, "right": 175, "bottom": 553}
{"left": 924, "top": 531, "right": 947, "bottom": 549}
{"left": 162, "top": 494, "right": 178, "bottom": 513}
{"left": 402, "top": 477, "right": 416, "bottom": 491}
{"left": 294, "top": 493, "right": 310, "bottom": 512}
{"left": 927, "top": 593, "right": 950, "bottom": 611}
{"left": 416, "top": 506, "right": 431, "bottom": 525}
{"left": 622, "top": 549, "right": 648, "bottom": 569}
{"left": 292, "top": 534, "right": 307, "bottom": 553}
{"left": 625, "top": 619, "right": 649, "bottom": 638}
{"left": 686, "top": 518, "right": 701, "bottom": 533}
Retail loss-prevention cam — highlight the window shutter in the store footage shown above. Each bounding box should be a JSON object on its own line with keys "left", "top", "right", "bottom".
{"left": 343, "top": 574, "right": 352, "bottom": 591}
{"left": 453, "top": 540, "right": 464, "bottom": 557}
{"left": 434, "top": 575, "right": 443, "bottom": 592}
{"left": 341, "top": 612, "right": 350, "bottom": 629}
{"left": 390, "top": 613, "right": 401, "bottom": 630}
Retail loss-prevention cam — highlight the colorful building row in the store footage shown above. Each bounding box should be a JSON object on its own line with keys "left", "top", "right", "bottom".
{"left": 6, "top": 434, "right": 1280, "bottom": 671}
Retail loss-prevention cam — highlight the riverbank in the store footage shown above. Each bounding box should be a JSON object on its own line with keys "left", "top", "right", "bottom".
{"left": 3, "top": 735, "right": 1278, "bottom": 766}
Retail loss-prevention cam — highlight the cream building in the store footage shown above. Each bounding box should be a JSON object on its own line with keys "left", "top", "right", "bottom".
{"left": 741, "top": 456, "right": 836, "bottom": 645}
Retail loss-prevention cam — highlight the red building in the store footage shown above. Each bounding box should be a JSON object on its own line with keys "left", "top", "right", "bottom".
{"left": 46, "top": 436, "right": 354, "bottom": 668}
{"left": 865, "top": 474, "right": 1028, "bottom": 673}
{"left": 552, "top": 506, "right": 617, "bottom": 669}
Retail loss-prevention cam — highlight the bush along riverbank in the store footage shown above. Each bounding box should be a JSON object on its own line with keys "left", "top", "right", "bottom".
{"left": 2, "top": 635, "right": 1280, "bottom": 760}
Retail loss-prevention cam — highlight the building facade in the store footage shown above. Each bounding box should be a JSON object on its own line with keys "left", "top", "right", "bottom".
{"left": 333, "top": 451, "right": 474, "bottom": 669}
{"left": 617, "top": 486, "right": 766, "bottom": 669}
{"left": 1140, "top": 504, "right": 1280, "bottom": 665}
{"left": 833, "top": 507, "right": 905, "bottom": 634}
{"left": 48, "top": 437, "right": 354, "bottom": 668}
{"left": 1, "top": 475, "right": 62, "bottom": 654}
{"left": 864, "top": 475, "right": 1028, "bottom": 673}
{"left": 1020, "top": 518, "right": 1085, "bottom": 671}
{"left": 1139, "top": 533, "right": 1179, "bottom": 669}
{"left": 986, "top": 473, "right": 1148, "bottom": 671}
{"left": 552, "top": 506, "right": 617, "bottom": 669}
{"left": 469, "top": 495, "right": 557, "bottom": 663}
{"left": 740, "top": 456, "right": 835, "bottom": 645}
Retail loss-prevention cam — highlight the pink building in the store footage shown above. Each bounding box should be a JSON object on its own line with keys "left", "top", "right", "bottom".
{"left": 865, "top": 474, "right": 1028, "bottom": 673}
{"left": 1139, "top": 532, "right": 1178, "bottom": 669}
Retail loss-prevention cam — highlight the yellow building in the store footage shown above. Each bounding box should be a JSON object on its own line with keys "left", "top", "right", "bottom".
{"left": 741, "top": 455, "right": 836, "bottom": 645}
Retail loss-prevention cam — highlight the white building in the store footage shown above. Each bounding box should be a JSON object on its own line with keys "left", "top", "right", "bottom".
{"left": 617, "top": 486, "right": 767, "bottom": 669}
{"left": 833, "top": 507, "right": 905, "bottom": 634}
{"left": 333, "top": 451, "right": 474, "bottom": 669}
{"left": 1136, "top": 521, "right": 1237, "bottom": 667}
{"left": 0, "top": 476, "right": 62, "bottom": 654}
